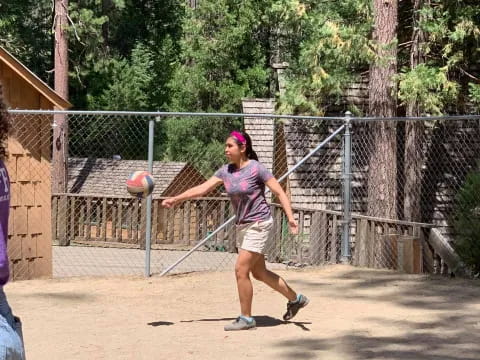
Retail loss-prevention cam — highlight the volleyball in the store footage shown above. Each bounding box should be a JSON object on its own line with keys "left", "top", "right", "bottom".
{"left": 126, "top": 171, "right": 155, "bottom": 198}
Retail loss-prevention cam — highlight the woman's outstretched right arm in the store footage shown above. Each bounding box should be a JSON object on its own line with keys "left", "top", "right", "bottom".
{"left": 161, "top": 176, "right": 223, "bottom": 208}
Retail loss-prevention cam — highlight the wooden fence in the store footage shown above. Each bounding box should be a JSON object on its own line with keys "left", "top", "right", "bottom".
{"left": 52, "top": 194, "right": 233, "bottom": 249}
{"left": 52, "top": 194, "right": 448, "bottom": 273}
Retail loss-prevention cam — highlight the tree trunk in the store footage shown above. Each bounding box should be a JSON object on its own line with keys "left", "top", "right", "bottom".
{"left": 53, "top": 0, "right": 69, "bottom": 194}
{"left": 102, "top": 0, "right": 113, "bottom": 45}
{"left": 404, "top": 0, "right": 427, "bottom": 222}
{"left": 367, "top": 0, "right": 398, "bottom": 219}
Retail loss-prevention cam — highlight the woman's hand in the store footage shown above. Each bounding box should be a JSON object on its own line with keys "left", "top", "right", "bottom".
{"left": 288, "top": 218, "right": 299, "bottom": 235}
{"left": 162, "top": 197, "right": 177, "bottom": 208}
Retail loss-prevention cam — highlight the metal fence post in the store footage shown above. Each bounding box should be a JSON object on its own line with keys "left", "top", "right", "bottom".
{"left": 341, "top": 111, "right": 352, "bottom": 263}
{"left": 145, "top": 117, "right": 155, "bottom": 277}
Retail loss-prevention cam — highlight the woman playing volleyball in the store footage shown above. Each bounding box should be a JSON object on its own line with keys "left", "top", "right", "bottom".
{"left": 162, "top": 131, "right": 308, "bottom": 331}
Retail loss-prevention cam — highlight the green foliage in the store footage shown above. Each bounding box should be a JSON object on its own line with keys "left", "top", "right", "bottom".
{"left": 87, "top": 44, "right": 155, "bottom": 110}
{"left": 161, "top": 117, "right": 241, "bottom": 176}
{"left": 453, "top": 168, "right": 480, "bottom": 274}
{"left": 468, "top": 83, "right": 480, "bottom": 113}
{"left": 397, "top": 64, "right": 459, "bottom": 115}
{"left": 1, "top": 0, "right": 479, "bottom": 169}
{"left": 276, "top": 0, "right": 373, "bottom": 115}
{"left": 163, "top": 0, "right": 273, "bottom": 172}
{"left": 398, "top": 0, "right": 480, "bottom": 114}
{"left": 0, "top": 0, "right": 53, "bottom": 84}
{"left": 68, "top": 0, "right": 184, "bottom": 109}
{"left": 167, "top": 0, "right": 270, "bottom": 113}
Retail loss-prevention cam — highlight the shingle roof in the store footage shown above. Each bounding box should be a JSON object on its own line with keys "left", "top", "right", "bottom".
{"left": 241, "top": 99, "right": 343, "bottom": 210}
{"left": 282, "top": 119, "right": 344, "bottom": 211}
{"left": 67, "top": 158, "right": 203, "bottom": 198}
{"left": 242, "top": 98, "right": 276, "bottom": 174}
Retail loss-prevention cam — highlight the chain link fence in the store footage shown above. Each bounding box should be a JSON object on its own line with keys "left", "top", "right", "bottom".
{"left": 350, "top": 117, "right": 480, "bottom": 275}
{"left": 6, "top": 110, "right": 480, "bottom": 279}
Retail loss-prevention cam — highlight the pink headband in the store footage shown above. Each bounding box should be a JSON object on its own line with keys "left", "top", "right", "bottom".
{"left": 230, "top": 131, "right": 246, "bottom": 144}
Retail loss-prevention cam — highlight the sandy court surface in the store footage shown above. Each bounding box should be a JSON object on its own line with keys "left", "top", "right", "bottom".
{"left": 52, "top": 245, "right": 240, "bottom": 277}
{"left": 5, "top": 265, "right": 480, "bottom": 360}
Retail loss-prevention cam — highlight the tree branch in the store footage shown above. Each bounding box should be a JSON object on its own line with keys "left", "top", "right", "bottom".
{"left": 458, "top": 67, "right": 480, "bottom": 82}
{"left": 62, "top": 1, "right": 82, "bottom": 43}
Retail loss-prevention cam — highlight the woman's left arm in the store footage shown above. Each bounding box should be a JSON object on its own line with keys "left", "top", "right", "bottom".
{"left": 265, "top": 177, "right": 298, "bottom": 234}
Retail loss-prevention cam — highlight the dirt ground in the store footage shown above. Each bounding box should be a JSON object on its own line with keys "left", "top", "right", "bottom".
{"left": 5, "top": 265, "right": 480, "bottom": 360}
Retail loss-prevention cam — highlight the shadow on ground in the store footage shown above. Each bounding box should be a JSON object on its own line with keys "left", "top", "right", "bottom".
{"left": 29, "top": 291, "right": 95, "bottom": 302}
{"left": 180, "top": 315, "right": 311, "bottom": 330}
{"left": 278, "top": 267, "right": 480, "bottom": 359}
{"left": 147, "top": 321, "right": 174, "bottom": 327}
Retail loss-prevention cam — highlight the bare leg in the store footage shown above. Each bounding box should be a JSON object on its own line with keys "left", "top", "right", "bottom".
{"left": 234, "top": 249, "right": 263, "bottom": 317}
{"left": 251, "top": 256, "right": 297, "bottom": 302}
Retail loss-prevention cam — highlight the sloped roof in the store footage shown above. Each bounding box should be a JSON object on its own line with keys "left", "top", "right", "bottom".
{"left": 0, "top": 46, "right": 72, "bottom": 109}
{"left": 67, "top": 158, "right": 204, "bottom": 198}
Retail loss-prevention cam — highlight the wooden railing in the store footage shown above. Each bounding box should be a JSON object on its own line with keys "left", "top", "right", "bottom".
{"left": 52, "top": 194, "right": 233, "bottom": 249}
{"left": 267, "top": 204, "right": 341, "bottom": 265}
{"left": 349, "top": 214, "right": 436, "bottom": 273}
{"left": 52, "top": 194, "right": 450, "bottom": 273}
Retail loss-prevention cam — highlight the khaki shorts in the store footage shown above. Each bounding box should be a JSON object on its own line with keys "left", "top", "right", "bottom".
{"left": 236, "top": 217, "right": 273, "bottom": 254}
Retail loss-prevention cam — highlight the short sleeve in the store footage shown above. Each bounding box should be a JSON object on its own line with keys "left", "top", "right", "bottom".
{"left": 213, "top": 166, "right": 226, "bottom": 180}
{"left": 257, "top": 162, "right": 274, "bottom": 182}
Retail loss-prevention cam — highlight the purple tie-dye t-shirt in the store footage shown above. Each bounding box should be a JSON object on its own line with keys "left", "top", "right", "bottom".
{"left": 214, "top": 160, "right": 274, "bottom": 224}
{"left": 0, "top": 161, "right": 10, "bottom": 285}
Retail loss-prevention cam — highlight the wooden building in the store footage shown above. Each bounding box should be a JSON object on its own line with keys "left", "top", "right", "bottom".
{"left": 52, "top": 158, "right": 220, "bottom": 247}
{"left": 0, "top": 46, "right": 72, "bottom": 280}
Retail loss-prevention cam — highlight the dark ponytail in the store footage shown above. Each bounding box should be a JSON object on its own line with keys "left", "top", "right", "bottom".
{"left": 241, "top": 132, "right": 258, "bottom": 161}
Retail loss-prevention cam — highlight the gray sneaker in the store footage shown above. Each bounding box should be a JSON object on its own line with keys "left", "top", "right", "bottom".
{"left": 283, "top": 294, "right": 309, "bottom": 321}
{"left": 224, "top": 316, "right": 256, "bottom": 331}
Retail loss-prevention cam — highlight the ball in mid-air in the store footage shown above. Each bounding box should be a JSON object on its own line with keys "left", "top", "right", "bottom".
{"left": 126, "top": 171, "right": 155, "bottom": 198}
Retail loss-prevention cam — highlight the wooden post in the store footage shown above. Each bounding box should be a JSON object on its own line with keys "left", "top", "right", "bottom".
{"left": 132, "top": 198, "right": 139, "bottom": 244}
{"left": 183, "top": 201, "right": 191, "bottom": 244}
{"left": 226, "top": 202, "right": 237, "bottom": 253}
{"left": 177, "top": 202, "right": 184, "bottom": 244}
{"left": 57, "top": 195, "right": 68, "bottom": 245}
{"left": 140, "top": 198, "right": 147, "bottom": 249}
{"left": 309, "top": 211, "right": 326, "bottom": 265}
{"left": 101, "top": 197, "right": 107, "bottom": 241}
{"left": 111, "top": 199, "right": 117, "bottom": 242}
{"left": 297, "top": 210, "right": 304, "bottom": 260}
{"left": 167, "top": 208, "right": 175, "bottom": 244}
{"left": 69, "top": 197, "right": 75, "bottom": 243}
{"left": 117, "top": 199, "right": 123, "bottom": 242}
{"left": 95, "top": 199, "right": 101, "bottom": 239}
{"left": 163, "top": 205, "right": 170, "bottom": 244}
{"left": 51, "top": 196, "right": 58, "bottom": 244}
{"left": 218, "top": 200, "right": 226, "bottom": 246}
{"left": 397, "top": 235, "right": 423, "bottom": 274}
{"left": 356, "top": 219, "right": 369, "bottom": 267}
{"left": 127, "top": 200, "right": 133, "bottom": 241}
{"left": 195, "top": 202, "right": 201, "bottom": 245}
{"left": 85, "top": 197, "right": 92, "bottom": 241}
{"left": 330, "top": 214, "right": 339, "bottom": 264}
{"left": 151, "top": 200, "right": 158, "bottom": 245}
{"left": 201, "top": 201, "right": 207, "bottom": 241}
{"left": 79, "top": 199, "right": 85, "bottom": 239}
{"left": 367, "top": 221, "right": 376, "bottom": 267}
{"left": 330, "top": 214, "right": 338, "bottom": 263}
{"left": 272, "top": 206, "right": 283, "bottom": 261}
